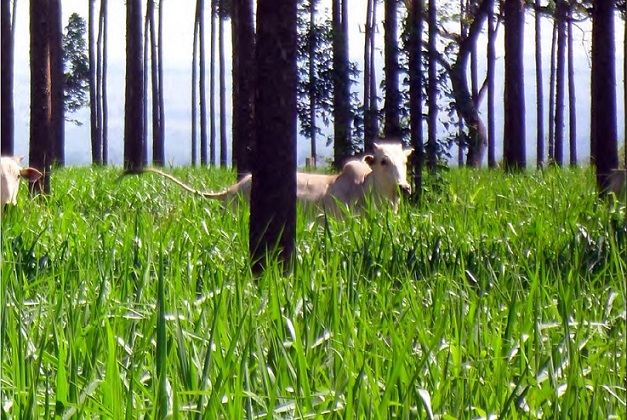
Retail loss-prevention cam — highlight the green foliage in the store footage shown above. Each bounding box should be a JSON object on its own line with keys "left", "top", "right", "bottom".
{"left": 1, "top": 166, "right": 625, "bottom": 418}
{"left": 62, "top": 13, "right": 89, "bottom": 120}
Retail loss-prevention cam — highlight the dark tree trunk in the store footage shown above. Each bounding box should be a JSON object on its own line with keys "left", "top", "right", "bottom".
{"left": 99, "top": 0, "right": 109, "bottom": 164}
{"left": 124, "top": 0, "right": 144, "bottom": 172}
{"left": 250, "top": 0, "right": 297, "bottom": 273}
{"left": 142, "top": 8, "right": 149, "bottom": 165}
{"left": 383, "top": 0, "right": 401, "bottom": 139}
{"left": 89, "top": 0, "right": 102, "bottom": 164}
{"left": 209, "top": 0, "right": 217, "bottom": 165}
{"left": 534, "top": 0, "right": 544, "bottom": 168}
{"left": 49, "top": 0, "right": 64, "bottom": 166}
{"left": 567, "top": 2, "right": 577, "bottom": 167}
{"left": 157, "top": 0, "right": 164, "bottom": 165}
{"left": 309, "top": 0, "right": 317, "bottom": 164}
{"left": 231, "top": 0, "right": 255, "bottom": 179}
{"left": 548, "top": 21, "right": 557, "bottom": 163}
{"left": 198, "top": 0, "right": 207, "bottom": 166}
{"left": 148, "top": 0, "right": 164, "bottom": 166}
{"left": 363, "top": 0, "right": 376, "bottom": 151}
{"left": 1, "top": 0, "right": 14, "bottom": 155}
{"left": 449, "top": 0, "right": 492, "bottom": 168}
{"left": 426, "top": 0, "right": 437, "bottom": 170}
{"left": 554, "top": 0, "right": 567, "bottom": 167}
{"left": 219, "top": 0, "right": 227, "bottom": 168}
{"left": 191, "top": 13, "right": 198, "bottom": 166}
{"left": 487, "top": 0, "right": 496, "bottom": 168}
{"left": 30, "top": 0, "right": 52, "bottom": 193}
{"left": 332, "top": 0, "right": 352, "bottom": 168}
{"left": 590, "top": 0, "right": 618, "bottom": 194}
{"left": 408, "top": 0, "right": 423, "bottom": 200}
{"left": 503, "top": 0, "right": 526, "bottom": 170}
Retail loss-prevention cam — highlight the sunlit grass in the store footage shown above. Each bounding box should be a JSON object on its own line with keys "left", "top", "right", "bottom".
{"left": 1, "top": 165, "right": 625, "bottom": 418}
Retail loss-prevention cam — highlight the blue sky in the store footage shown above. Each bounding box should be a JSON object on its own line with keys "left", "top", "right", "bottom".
{"left": 10, "top": 0, "right": 626, "bottom": 167}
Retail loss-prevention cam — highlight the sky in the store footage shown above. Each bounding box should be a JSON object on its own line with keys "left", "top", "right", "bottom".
{"left": 10, "top": 0, "right": 627, "bottom": 167}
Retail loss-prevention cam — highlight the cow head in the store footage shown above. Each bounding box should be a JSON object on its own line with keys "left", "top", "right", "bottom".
{"left": 1, "top": 156, "right": 43, "bottom": 206}
{"left": 364, "top": 142, "right": 413, "bottom": 198}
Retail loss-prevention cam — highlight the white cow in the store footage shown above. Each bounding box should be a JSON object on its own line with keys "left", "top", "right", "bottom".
{"left": 138, "top": 142, "right": 413, "bottom": 214}
{"left": 1, "top": 156, "right": 43, "bottom": 207}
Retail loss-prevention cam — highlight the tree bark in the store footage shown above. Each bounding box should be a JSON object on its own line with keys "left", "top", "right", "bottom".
{"left": 198, "top": 0, "right": 207, "bottom": 166}
{"left": 148, "top": 0, "right": 164, "bottom": 166}
{"left": 554, "top": 0, "right": 567, "bottom": 166}
{"left": 383, "top": 0, "right": 401, "bottom": 139}
{"left": 1, "top": 0, "right": 14, "bottom": 155}
{"left": 191, "top": 12, "right": 198, "bottom": 166}
{"left": 548, "top": 21, "right": 557, "bottom": 163}
{"left": 332, "top": 0, "right": 352, "bottom": 168}
{"left": 408, "top": 0, "right": 423, "bottom": 199}
{"left": 30, "top": 0, "right": 52, "bottom": 193}
{"left": 363, "top": 0, "right": 376, "bottom": 151}
{"left": 231, "top": 0, "right": 255, "bottom": 179}
{"left": 534, "top": 0, "right": 544, "bottom": 168}
{"left": 99, "top": 0, "right": 109, "bottom": 164}
{"left": 219, "top": 0, "right": 227, "bottom": 168}
{"left": 590, "top": 0, "right": 618, "bottom": 193}
{"left": 426, "top": 0, "right": 438, "bottom": 170}
{"left": 89, "top": 0, "right": 102, "bottom": 164}
{"left": 503, "top": 0, "right": 526, "bottom": 170}
{"left": 487, "top": 0, "right": 496, "bottom": 168}
{"left": 567, "top": 1, "right": 576, "bottom": 167}
{"left": 209, "top": 0, "right": 217, "bottom": 165}
{"left": 124, "top": 0, "right": 144, "bottom": 172}
{"left": 250, "top": 0, "right": 297, "bottom": 273}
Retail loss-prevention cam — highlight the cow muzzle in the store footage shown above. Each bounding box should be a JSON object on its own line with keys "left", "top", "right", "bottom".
{"left": 398, "top": 183, "right": 412, "bottom": 196}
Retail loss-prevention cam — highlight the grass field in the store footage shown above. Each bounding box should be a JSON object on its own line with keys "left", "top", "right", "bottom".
{"left": 1, "top": 166, "right": 625, "bottom": 419}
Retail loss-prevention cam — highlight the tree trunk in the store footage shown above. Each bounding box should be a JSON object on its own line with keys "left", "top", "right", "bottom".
{"left": 157, "top": 0, "right": 165, "bottom": 166}
{"left": 30, "top": 0, "right": 52, "bottom": 193}
{"left": 548, "top": 21, "right": 557, "bottom": 163}
{"left": 1, "top": 0, "right": 14, "bottom": 155}
{"left": 554, "top": 0, "right": 567, "bottom": 166}
{"left": 219, "top": 0, "right": 227, "bottom": 168}
{"left": 142, "top": 8, "right": 149, "bottom": 165}
{"left": 590, "top": 0, "right": 618, "bottom": 194}
{"left": 426, "top": 0, "right": 438, "bottom": 170}
{"left": 191, "top": 11, "right": 198, "bottom": 166}
{"left": 309, "top": 0, "right": 317, "bottom": 165}
{"left": 198, "top": 0, "right": 207, "bottom": 166}
{"left": 534, "top": 0, "right": 544, "bottom": 168}
{"left": 99, "top": 0, "right": 109, "bottom": 164}
{"left": 503, "top": 0, "right": 526, "bottom": 170}
{"left": 332, "top": 0, "right": 352, "bottom": 168}
{"left": 408, "top": 0, "right": 423, "bottom": 200}
{"left": 363, "top": 0, "right": 375, "bottom": 151}
{"left": 89, "top": 0, "right": 102, "bottom": 164}
{"left": 487, "top": 0, "right": 496, "bottom": 168}
{"left": 383, "top": 0, "right": 401, "bottom": 139}
{"left": 567, "top": 1, "right": 576, "bottom": 167}
{"left": 209, "top": 0, "right": 216, "bottom": 166}
{"left": 124, "top": 0, "right": 144, "bottom": 172}
{"left": 149, "top": 0, "right": 164, "bottom": 166}
{"left": 250, "top": 0, "right": 297, "bottom": 273}
{"left": 49, "top": 0, "right": 64, "bottom": 166}
{"left": 231, "top": 0, "right": 255, "bottom": 179}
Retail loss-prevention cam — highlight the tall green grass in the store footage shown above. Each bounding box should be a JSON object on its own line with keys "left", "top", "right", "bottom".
{"left": 1, "top": 166, "right": 625, "bottom": 418}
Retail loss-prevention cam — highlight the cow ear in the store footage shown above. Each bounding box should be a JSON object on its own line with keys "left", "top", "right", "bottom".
{"left": 13, "top": 155, "right": 25, "bottom": 164}
{"left": 20, "top": 167, "right": 43, "bottom": 181}
{"left": 404, "top": 148, "right": 414, "bottom": 157}
{"left": 364, "top": 155, "right": 375, "bottom": 167}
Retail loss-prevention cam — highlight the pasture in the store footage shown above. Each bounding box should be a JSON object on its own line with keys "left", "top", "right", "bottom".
{"left": 1, "top": 166, "right": 625, "bottom": 418}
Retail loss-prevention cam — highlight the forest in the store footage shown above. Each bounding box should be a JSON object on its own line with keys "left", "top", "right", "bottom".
{"left": 1, "top": 0, "right": 626, "bottom": 418}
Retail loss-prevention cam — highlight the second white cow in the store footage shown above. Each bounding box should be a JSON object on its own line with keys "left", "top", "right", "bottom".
{"left": 1, "top": 156, "right": 43, "bottom": 207}
{"left": 138, "top": 142, "right": 413, "bottom": 214}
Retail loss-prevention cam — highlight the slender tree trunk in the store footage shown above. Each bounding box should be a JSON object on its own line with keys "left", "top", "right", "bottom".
{"left": 503, "top": 0, "right": 526, "bottom": 170}
{"left": 548, "top": 21, "right": 557, "bottom": 163}
{"left": 408, "top": 0, "right": 423, "bottom": 200}
{"left": 199, "top": 0, "right": 207, "bottom": 166}
{"left": 535, "top": 0, "right": 544, "bottom": 168}
{"left": 124, "top": 0, "right": 144, "bottom": 172}
{"left": 427, "top": 0, "right": 438, "bottom": 170}
{"left": 364, "top": 0, "right": 374, "bottom": 151}
{"left": 219, "top": 0, "right": 227, "bottom": 167}
{"left": 369, "top": 0, "right": 378, "bottom": 141}
{"left": 30, "top": 0, "right": 53, "bottom": 193}
{"left": 209, "top": 0, "right": 217, "bottom": 165}
{"left": 567, "top": 1, "right": 576, "bottom": 167}
{"left": 157, "top": 0, "right": 164, "bottom": 165}
{"left": 231, "top": 0, "right": 255, "bottom": 179}
{"left": 142, "top": 7, "right": 149, "bottom": 165}
{"left": 1, "top": 0, "right": 14, "bottom": 155}
{"left": 309, "top": 0, "right": 317, "bottom": 164}
{"left": 49, "top": 0, "right": 64, "bottom": 166}
{"left": 191, "top": 2, "right": 199, "bottom": 166}
{"left": 590, "top": 0, "right": 618, "bottom": 193}
{"left": 89, "top": 0, "right": 102, "bottom": 164}
{"left": 383, "top": 0, "right": 401, "bottom": 139}
{"left": 487, "top": 0, "right": 496, "bottom": 168}
{"left": 149, "top": 0, "right": 164, "bottom": 166}
{"left": 554, "top": 0, "right": 567, "bottom": 166}
{"left": 332, "top": 0, "right": 352, "bottom": 168}
{"left": 250, "top": 0, "right": 297, "bottom": 273}
{"left": 100, "top": 0, "right": 108, "bottom": 164}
